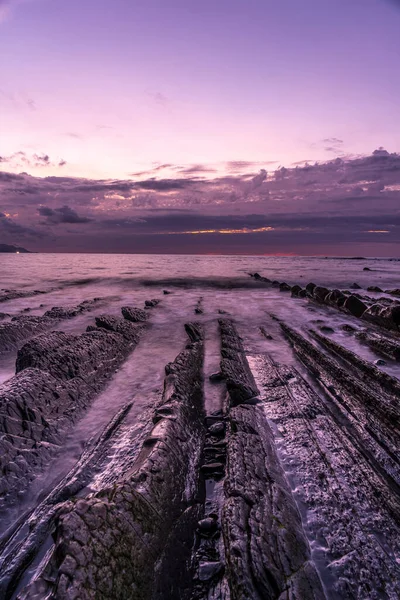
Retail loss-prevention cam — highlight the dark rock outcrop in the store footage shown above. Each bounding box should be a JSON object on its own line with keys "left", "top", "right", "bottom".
{"left": 313, "top": 286, "right": 330, "bottom": 303}
{"left": 362, "top": 303, "right": 400, "bottom": 331}
{"left": 325, "top": 288, "right": 346, "bottom": 307}
{"left": 0, "top": 299, "right": 104, "bottom": 354}
{"left": 220, "top": 322, "right": 325, "bottom": 600}
{"left": 344, "top": 294, "right": 367, "bottom": 318}
{"left": 121, "top": 306, "right": 148, "bottom": 322}
{"left": 0, "top": 311, "right": 146, "bottom": 506}
{"left": 251, "top": 273, "right": 271, "bottom": 283}
{"left": 256, "top": 352, "right": 400, "bottom": 599}
{"left": 219, "top": 319, "right": 259, "bottom": 406}
{"left": 305, "top": 282, "right": 316, "bottom": 294}
{"left": 290, "top": 284, "right": 303, "bottom": 297}
{"left": 0, "top": 289, "right": 47, "bottom": 304}
{"left": 145, "top": 298, "right": 160, "bottom": 308}
{"left": 19, "top": 323, "right": 205, "bottom": 600}
{"left": 356, "top": 330, "right": 400, "bottom": 361}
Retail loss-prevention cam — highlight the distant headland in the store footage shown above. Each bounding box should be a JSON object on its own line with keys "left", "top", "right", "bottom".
{"left": 0, "top": 244, "right": 30, "bottom": 253}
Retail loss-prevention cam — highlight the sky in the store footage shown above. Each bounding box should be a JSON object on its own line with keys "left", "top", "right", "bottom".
{"left": 0, "top": 0, "right": 400, "bottom": 254}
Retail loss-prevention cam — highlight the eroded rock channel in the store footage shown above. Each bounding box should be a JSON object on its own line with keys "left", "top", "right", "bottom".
{"left": 0, "top": 284, "right": 399, "bottom": 599}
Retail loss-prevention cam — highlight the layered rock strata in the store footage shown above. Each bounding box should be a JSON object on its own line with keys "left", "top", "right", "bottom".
{"left": 218, "top": 320, "right": 325, "bottom": 600}
{"left": 0, "top": 307, "right": 147, "bottom": 508}
{"left": 0, "top": 299, "right": 104, "bottom": 354}
{"left": 18, "top": 322, "right": 205, "bottom": 600}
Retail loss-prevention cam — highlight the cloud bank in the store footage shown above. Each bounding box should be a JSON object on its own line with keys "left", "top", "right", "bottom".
{"left": 0, "top": 149, "right": 399, "bottom": 255}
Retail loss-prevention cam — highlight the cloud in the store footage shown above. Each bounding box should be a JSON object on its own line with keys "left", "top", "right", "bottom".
{"left": 135, "top": 178, "right": 200, "bottom": 191}
{"left": 146, "top": 90, "right": 169, "bottom": 107}
{"left": 322, "top": 137, "right": 345, "bottom": 155}
{"left": 37, "top": 205, "right": 92, "bottom": 224}
{"left": 65, "top": 132, "right": 84, "bottom": 140}
{"left": 0, "top": 212, "right": 44, "bottom": 238}
{"left": 0, "top": 151, "right": 67, "bottom": 169}
{"left": 0, "top": 148, "right": 399, "bottom": 254}
{"left": 0, "top": 88, "right": 36, "bottom": 111}
{"left": 322, "top": 138, "right": 344, "bottom": 145}
{"left": 177, "top": 164, "right": 217, "bottom": 175}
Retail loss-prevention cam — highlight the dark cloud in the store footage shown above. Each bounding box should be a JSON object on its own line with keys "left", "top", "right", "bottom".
{"left": 0, "top": 214, "right": 44, "bottom": 238}
{"left": 135, "top": 178, "right": 199, "bottom": 191}
{"left": 38, "top": 205, "right": 92, "bottom": 224}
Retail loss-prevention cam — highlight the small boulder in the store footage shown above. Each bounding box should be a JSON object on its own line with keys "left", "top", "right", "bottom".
{"left": 145, "top": 299, "right": 160, "bottom": 308}
{"left": 344, "top": 295, "right": 367, "bottom": 318}
{"left": 279, "top": 282, "right": 291, "bottom": 292}
{"left": 313, "top": 286, "right": 330, "bottom": 303}
{"left": 350, "top": 282, "right": 362, "bottom": 289}
{"left": 306, "top": 282, "right": 316, "bottom": 294}
{"left": 209, "top": 372, "right": 224, "bottom": 382}
{"left": 198, "top": 517, "right": 218, "bottom": 533}
{"left": 291, "top": 285, "right": 303, "bottom": 297}
{"left": 208, "top": 422, "right": 225, "bottom": 436}
{"left": 198, "top": 561, "right": 223, "bottom": 581}
{"left": 325, "top": 289, "right": 346, "bottom": 306}
{"left": 374, "top": 359, "right": 386, "bottom": 366}
{"left": 367, "top": 286, "right": 383, "bottom": 293}
{"left": 121, "top": 306, "right": 148, "bottom": 322}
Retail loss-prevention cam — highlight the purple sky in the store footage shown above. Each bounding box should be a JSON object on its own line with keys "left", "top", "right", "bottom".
{"left": 1, "top": 0, "right": 400, "bottom": 254}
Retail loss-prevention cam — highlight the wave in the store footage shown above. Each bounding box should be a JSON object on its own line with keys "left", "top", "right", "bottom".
{"left": 53, "top": 275, "right": 273, "bottom": 290}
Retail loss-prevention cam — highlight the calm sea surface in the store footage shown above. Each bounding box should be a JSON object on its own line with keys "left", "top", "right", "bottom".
{"left": 1, "top": 253, "right": 399, "bottom": 290}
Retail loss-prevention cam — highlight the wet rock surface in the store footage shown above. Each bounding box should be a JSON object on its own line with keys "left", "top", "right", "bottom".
{"left": 219, "top": 322, "right": 325, "bottom": 600}
{"left": 0, "top": 299, "right": 104, "bottom": 354}
{"left": 17, "top": 322, "right": 205, "bottom": 600}
{"left": 219, "top": 318, "right": 259, "bottom": 406}
{"left": 0, "top": 306, "right": 147, "bottom": 509}
{"left": 0, "top": 280, "right": 400, "bottom": 600}
{"left": 0, "top": 290, "right": 47, "bottom": 304}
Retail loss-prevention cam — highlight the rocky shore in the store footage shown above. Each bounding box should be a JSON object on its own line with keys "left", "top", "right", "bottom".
{"left": 0, "top": 280, "right": 399, "bottom": 599}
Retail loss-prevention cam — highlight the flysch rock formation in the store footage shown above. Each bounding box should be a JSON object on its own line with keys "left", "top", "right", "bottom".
{"left": 218, "top": 320, "right": 325, "bottom": 600}
{"left": 15, "top": 322, "right": 205, "bottom": 600}
{"left": 0, "top": 281, "right": 399, "bottom": 600}
{"left": 0, "top": 306, "right": 148, "bottom": 510}
{"left": 0, "top": 298, "right": 106, "bottom": 354}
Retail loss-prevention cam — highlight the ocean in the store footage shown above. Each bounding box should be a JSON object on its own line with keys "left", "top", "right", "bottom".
{"left": 1, "top": 253, "right": 400, "bottom": 290}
